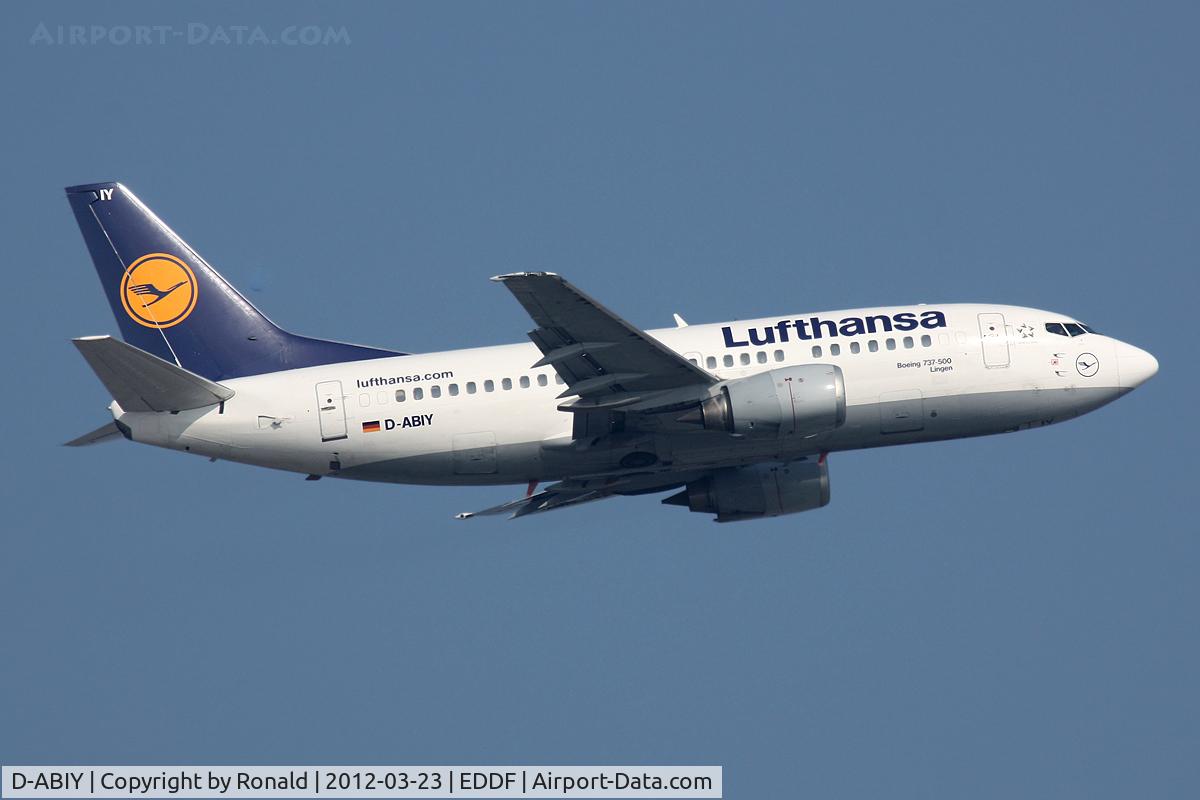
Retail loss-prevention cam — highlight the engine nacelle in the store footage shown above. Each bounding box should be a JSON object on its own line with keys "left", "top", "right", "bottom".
{"left": 665, "top": 460, "right": 830, "bottom": 522}
{"left": 686, "top": 364, "right": 846, "bottom": 437}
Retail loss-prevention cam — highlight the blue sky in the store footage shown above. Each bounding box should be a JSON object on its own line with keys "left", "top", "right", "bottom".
{"left": 1, "top": 2, "right": 1196, "bottom": 797}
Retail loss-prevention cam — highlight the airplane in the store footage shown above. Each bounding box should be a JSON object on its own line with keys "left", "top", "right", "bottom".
{"left": 65, "top": 182, "right": 1158, "bottom": 522}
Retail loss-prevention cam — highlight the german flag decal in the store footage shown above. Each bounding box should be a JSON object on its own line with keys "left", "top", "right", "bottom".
{"left": 362, "top": 421, "right": 381, "bottom": 433}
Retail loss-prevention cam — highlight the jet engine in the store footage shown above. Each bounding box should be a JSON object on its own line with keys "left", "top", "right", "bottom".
{"left": 663, "top": 460, "right": 830, "bottom": 522}
{"left": 681, "top": 364, "right": 846, "bottom": 437}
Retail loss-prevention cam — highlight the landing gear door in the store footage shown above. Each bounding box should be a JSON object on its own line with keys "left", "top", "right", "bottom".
{"left": 316, "top": 380, "right": 348, "bottom": 442}
{"left": 879, "top": 389, "right": 925, "bottom": 434}
{"left": 978, "top": 313, "right": 1010, "bottom": 368}
{"left": 453, "top": 432, "right": 498, "bottom": 475}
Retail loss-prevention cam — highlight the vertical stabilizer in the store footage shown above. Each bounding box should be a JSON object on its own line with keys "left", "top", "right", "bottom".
{"left": 66, "top": 182, "right": 402, "bottom": 380}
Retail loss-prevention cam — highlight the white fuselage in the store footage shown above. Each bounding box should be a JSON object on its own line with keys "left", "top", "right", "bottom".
{"left": 109, "top": 303, "right": 1155, "bottom": 486}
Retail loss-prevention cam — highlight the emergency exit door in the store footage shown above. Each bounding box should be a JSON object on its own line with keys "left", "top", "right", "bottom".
{"left": 316, "top": 381, "right": 348, "bottom": 442}
{"left": 978, "top": 313, "right": 1010, "bottom": 368}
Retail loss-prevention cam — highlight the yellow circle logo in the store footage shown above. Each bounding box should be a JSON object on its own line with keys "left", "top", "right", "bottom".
{"left": 120, "top": 253, "right": 198, "bottom": 329}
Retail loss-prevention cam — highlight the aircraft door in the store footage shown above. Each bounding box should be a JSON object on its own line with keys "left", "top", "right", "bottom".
{"left": 316, "top": 380, "right": 348, "bottom": 442}
{"left": 978, "top": 313, "right": 1010, "bottom": 368}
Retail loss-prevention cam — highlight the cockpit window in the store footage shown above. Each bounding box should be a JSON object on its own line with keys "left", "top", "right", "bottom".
{"left": 1079, "top": 323, "right": 1099, "bottom": 334}
{"left": 1046, "top": 321, "right": 1094, "bottom": 337}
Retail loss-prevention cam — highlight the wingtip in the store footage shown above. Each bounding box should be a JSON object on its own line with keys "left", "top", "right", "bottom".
{"left": 490, "top": 271, "right": 560, "bottom": 282}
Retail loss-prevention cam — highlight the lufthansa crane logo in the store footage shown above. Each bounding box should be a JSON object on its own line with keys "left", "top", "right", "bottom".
{"left": 119, "top": 253, "right": 198, "bottom": 329}
{"left": 1075, "top": 352, "right": 1099, "bottom": 378}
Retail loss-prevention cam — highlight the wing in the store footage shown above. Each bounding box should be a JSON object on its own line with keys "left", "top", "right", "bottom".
{"left": 455, "top": 472, "right": 695, "bottom": 519}
{"left": 492, "top": 272, "right": 715, "bottom": 413}
{"left": 456, "top": 481, "right": 620, "bottom": 519}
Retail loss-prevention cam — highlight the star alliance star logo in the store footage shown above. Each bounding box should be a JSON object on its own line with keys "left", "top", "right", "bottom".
{"left": 1017, "top": 323, "right": 1034, "bottom": 338}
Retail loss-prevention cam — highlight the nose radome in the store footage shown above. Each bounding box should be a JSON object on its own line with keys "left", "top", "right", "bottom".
{"left": 1115, "top": 341, "right": 1159, "bottom": 389}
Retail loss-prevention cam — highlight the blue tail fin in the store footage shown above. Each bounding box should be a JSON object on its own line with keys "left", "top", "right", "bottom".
{"left": 66, "top": 182, "right": 403, "bottom": 381}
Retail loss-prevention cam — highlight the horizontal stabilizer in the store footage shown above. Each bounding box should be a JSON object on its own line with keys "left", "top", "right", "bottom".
{"left": 73, "top": 335, "right": 235, "bottom": 412}
{"left": 64, "top": 421, "right": 125, "bottom": 447}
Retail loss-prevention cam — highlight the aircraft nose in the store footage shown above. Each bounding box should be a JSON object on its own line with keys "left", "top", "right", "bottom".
{"left": 1115, "top": 340, "right": 1159, "bottom": 389}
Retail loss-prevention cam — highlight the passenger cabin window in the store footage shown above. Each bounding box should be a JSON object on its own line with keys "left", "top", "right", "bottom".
{"left": 449, "top": 384, "right": 459, "bottom": 396}
{"left": 811, "top": 345, "right": 822, "bottom": 358}
{"left": 430, "top": 386, "right": 441, "bottom": 398}
{"left": 903, "top": 336, "right": 914, "bottom": 349}
{"left": 850, "top": 342, "right": 861, "bottom": 354}
{"left": 688, "top": 358, "right": 698, "bottom": 366}
{"left": 519, "top": 376, "right": 530, "bottom": 389}
{"left": 554, "top": 375, "right": 564, "bottom": 385}
{"left": 358, "top": 393, "right": 370, "bottom": 407}
{"left": 886, "top": 338, "right": 897, "bottom": 351}
{"left": 757, "top": 351, "right": 767, "bottom": 364}
{"left": 484, "top": 380, "right": 494, "bottom": 392}
{"left": 868, "top": 340, "right": 879, "bottom": 353}
{"left": 502, "top": 378, "right": 512, "bottom": 390}
{"left": 706, "top": 356, "right": 717, "bottom": 369}
{"left": 395, "top": 389, "right": 406, "bottom": 402}
{"left": 921, "top": 334, "right": 932, "bottom": 347}
{"left": 537, "top": 374, "right": 548, "bottom": 387}
{"left": 723, "top": 355, "right": 734, "bottom": 367}
{"left": 740, "top": 353, "right": 751, "bottom": 366}
{"left": 467, "top": 382, "right": 477, "bottom": 394}
{"left": 773, "top": 350, "right": 785, "bottom": 362}
{"left": 1045, "top": 322, "right": 1068, "bottom": 336}
{"left": 413, "top": 387, "right": 424, "bottom": 400}
{"left": 830, "top": 344, "right": 841, "bottom": 356}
